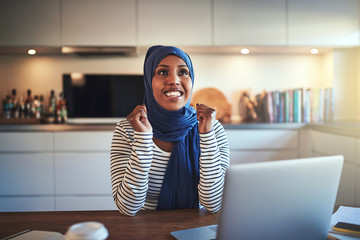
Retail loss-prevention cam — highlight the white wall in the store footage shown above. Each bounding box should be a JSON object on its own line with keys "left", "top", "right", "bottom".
{"left": 0, "top": 52, "right": 328, "bottom": 120}
{"left": 332, "top": 48, "right": 360, "bottom": 121}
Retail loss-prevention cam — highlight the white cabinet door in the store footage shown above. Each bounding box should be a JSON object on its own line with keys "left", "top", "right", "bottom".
{"left": 61, "top": 0, "right": 136, "bottom": 46}
{"left": 288, "top": 0, "right": 360, "bottom": 46}
{"left": 0, "top": 197, "right": 55, "bottom": 212}
{"left": 310, "top": 131, "right": 356, "bottom": 164}
{"left": 357, "top": 167, "right": 360, "bottom": 206}
{"left": 56, "top": 196, "right": 117, "bottom": 211}
{"left": 336, "top": 163, "right": 356, "bottom": 206}
{"left": 54, "top": 131, "right": 113, "bottom": 151}
{"left": 310, "top": 131, "right": 357, "bottom": 206}
{"left": 213, "top": 0, "right": 287, "bottom": 46}
{"left": 138, "top": 0, "right": 212, "bottom": 46}
{"left": 0, "top": 132, "right": 53, "bottom": 152}
{"left": 0, "top": 153, "right": 54, "bottom": 195}
{"left": 0, "top": 0, "right": 60, "bottom": 46}
{"left": 357, "top": 140, "right": 360, "bottom": 206}
{"left": 226, "top": 129, "right": 298, "bottom": 150}
{"left": 55, "top": 152, "right": 112, "bottom": 195}
{"left": 230, "top": 150, "right": 298, "bottom": 164}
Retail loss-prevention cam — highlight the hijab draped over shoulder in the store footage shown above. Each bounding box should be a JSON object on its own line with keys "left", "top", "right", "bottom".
{"left": 143, "top": 45, "right": 200, "bottom": 209}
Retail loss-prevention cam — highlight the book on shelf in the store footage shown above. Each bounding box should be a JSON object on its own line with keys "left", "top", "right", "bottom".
{"left": 258, "top": 87, "right": 333, "bottom": 124}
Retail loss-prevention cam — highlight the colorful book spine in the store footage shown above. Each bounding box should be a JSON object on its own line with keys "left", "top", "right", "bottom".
{"left": 319, "top": 88, "right": 325, "bottom": 122}
{"left": 267, "top": 91, "right": 274, "bottom": 123}
{"left": 293, "top": 89, "right": 302, "bottom": 123}
{"left": 284, "top": 91, "right": 289, "bottom": 123}
{"left": 288, "top": 90, "right": 293, "bottom": 123}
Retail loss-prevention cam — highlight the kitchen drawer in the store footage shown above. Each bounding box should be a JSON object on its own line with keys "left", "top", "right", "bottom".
{"left": 0, "top": 153, "right": 54, "bottom": 195}
{"left": 226, "top": 129, "right": 298, "bottom": 150}
{"left": 336, "top": 163, "right": 356, "bottom": 206}
{"left": 310, "top": 130, "right": 356, "bottom": 164}
{"left": 357, "top": 167, "right": 360, "bottom": 206}
{"left": 54, "top": 131, "right": 113, "bottom": 151}
{"left": 357, "top": 139, "right": 360, "bottom": 165}
{"left": 0, "top": 197, "right": 55, "bottom": 212}
{"left": 55, "top": 152, "right": 112, "bottom": 195}
{"left": 56, "top": 196, "right": 117, "bottom": 211}
{"left": 0, "top": 132, "right": 53, "bottom": 152}
{"left": 230, "top": 150, "right": 298, "bottom": 164}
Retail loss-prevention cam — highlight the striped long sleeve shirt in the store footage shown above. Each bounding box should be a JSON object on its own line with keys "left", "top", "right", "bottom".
{"left": 110, "top": 119, "right": 230, "bottom": 216}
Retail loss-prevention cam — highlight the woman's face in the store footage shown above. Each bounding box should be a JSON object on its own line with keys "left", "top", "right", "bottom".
{"left": 152, "top": 55, "right": 193, "bottom": 111}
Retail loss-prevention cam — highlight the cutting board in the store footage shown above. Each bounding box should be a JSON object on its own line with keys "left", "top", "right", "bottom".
{"left": 190, "top": 88, "right": 231, "bottom": 123}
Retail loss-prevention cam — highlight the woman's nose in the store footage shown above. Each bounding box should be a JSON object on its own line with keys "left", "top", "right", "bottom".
{"left": 166, "top": 72, "right": 180, "bottom": 85}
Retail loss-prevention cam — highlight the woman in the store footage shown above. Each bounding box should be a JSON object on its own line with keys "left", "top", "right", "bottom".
{"left": 110, "top": 45, "right": 230, "bottom": 216}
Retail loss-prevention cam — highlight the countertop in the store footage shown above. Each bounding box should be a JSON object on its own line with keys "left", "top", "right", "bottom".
{"left": 1, "top": 121, "right": 360, "bottom": 138}
{"left": 0, "top": 122, "right": 306, "bottom": 132}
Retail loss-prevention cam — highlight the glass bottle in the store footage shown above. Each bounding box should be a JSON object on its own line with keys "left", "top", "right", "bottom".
{"left": 11, "top": 88, "right": 19, "bottom": 118}
{"left": 39, "top": 95, "right": 46, "bottom": 118}
{"left": 18, "top": 96, "right": 25, "bottom": 119}
{"left": 56, "top": 92, "right": 67, "bottom": 123}
{"left": 25, "top": 89, "right": 33, "bottom": 118}
{"left": 48, "top": 90, "right": 57, "bottom": 119}
{"left": 33, "top": 95, "right": 40, "bottom": 119}
{"left": 3, "top": 95, "right": 12, "bottom": 119}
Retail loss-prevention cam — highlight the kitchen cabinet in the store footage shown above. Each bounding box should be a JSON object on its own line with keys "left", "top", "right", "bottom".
{"left": 310, "top": 130, "right": 358, "bottom": 206}
{"left": 0, "top": 132, "right": 55, "bottom": 212}
{"left": 0, "top": 153, "right": 54, "bottom": 212}
{"left": 56, "top": 196, "right": 115, "bottom": 211}
{"left": 53, "top": 131, "right": 116, "bottom": 211}
{"left": 61, "top": 0, "right": 136, "bottom": 46}
{"left": 288, "top": 0, "right": 360, "bottom": 46}
{"left": 357, "top": 140, "right": 360, "bottom": 206}
{"left": 226, "top": 129, "right": 299, "bottom": 164}
{"left": 213, "top": 0, "right": 287, "bottom": 46}
{"left": 0, "top": 132, "right": 53, "bottom": 152}
{"left": 54, "top": 131, "right": 113, "bottom": 151}
{"left": 138, "top": 0, "right": 212, "bottom": 46}
{"left": 0, "top": 0, "right": 60, "bottom": 47}
{"left": 0, "top": 197, "right": 54, "bottom": 212}
{"left": 0, "top": 130, "right": 116, "bottom": 212}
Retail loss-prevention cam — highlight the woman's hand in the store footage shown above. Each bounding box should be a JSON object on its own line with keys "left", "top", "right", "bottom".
{"left": 126, "top": 105, "right": 152, "bottom": 132}
{"left": 196, "top": 103, "right": 216, "bottom": 134}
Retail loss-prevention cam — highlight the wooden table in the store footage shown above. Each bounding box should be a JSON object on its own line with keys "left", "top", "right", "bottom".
{"left": 0, "top": 209, "right": 218, "bottom": 239}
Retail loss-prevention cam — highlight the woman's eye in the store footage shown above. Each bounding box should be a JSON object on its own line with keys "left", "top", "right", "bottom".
{"left": 179, "top": 69, "right": 189, "bottom": 76}
{"left": 157, "top": 70, "right": 167, "bottom": 75}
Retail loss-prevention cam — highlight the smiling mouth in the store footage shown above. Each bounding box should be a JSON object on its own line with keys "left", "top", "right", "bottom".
{"left": 164, "top": 89, "right": 184, "bottom": 98}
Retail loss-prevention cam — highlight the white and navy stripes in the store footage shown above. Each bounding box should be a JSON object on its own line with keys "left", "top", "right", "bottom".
{"left": 110, "top": 119, "right": 230, "bottom": 216}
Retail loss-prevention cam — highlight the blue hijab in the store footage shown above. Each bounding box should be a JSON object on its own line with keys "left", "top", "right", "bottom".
{"left": 143, "top": 45, "right": 200, "bottom": 210}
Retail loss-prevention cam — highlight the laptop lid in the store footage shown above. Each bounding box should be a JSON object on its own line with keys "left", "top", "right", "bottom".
{"left": 217, "top": 155, "right": 344, "bottom": 240}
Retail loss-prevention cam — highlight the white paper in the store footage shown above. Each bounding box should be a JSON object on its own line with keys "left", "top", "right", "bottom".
{"left": 329, "top": 206, "right": 360, "bottom": 239}
{"left": 330, "top": 206, "right": 360, "bottom": 227}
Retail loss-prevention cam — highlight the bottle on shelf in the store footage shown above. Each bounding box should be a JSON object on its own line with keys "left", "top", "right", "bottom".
{"left": 48, "top": 90, "right": 57, "bottom": 123}
{"left": 25, "top": 89, "right": 33, "bottom": 118}
{"left": 39, "top": 95, "right": 46, "bottom": 118}
{"left": 2, "top": 95, "right": 12, "bottom": 119}
{"left": 18, "top": 96, "right": 25, "bottom": 119}
{"left": 56, "top": 92, "right": 67, "bottom": 124}
{"left": 11, "top": 88, "right": 19, "bottom": 118}
{"left": 33, "top": 95, "right": 40, "bottom": 119}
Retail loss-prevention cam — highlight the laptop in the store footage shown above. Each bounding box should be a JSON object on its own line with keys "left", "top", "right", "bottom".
{"left": 171, "top": 155, "right": 344, "bottom": 240}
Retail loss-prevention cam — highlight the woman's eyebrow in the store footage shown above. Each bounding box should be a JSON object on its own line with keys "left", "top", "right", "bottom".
{"left": 156, "top": 64, "right": 169, "bottom": 68}
{"left": 156, "top": 64, "right": 188, "bottom": 68}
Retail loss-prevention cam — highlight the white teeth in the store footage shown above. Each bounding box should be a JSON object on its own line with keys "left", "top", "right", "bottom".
{"left": 165, "top": 91, "right": 181, "bottom": 97}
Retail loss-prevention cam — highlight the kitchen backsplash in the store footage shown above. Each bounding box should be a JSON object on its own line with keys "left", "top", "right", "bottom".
{"left": 0, "top": 51, "right": 331, "bottom": 121}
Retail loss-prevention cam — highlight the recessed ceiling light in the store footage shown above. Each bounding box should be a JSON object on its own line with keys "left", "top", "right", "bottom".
{"left": 240, "top": 48, "right": 250, "bottom": 55}
{"left": 27, "top": 49, "right": 36, "bottom": 55}
{"left": 310, "top": 48, "right": 319, "bottom": 54}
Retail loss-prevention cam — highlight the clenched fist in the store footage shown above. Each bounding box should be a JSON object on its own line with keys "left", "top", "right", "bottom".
{"left": 196, "top": 103, "right": 216, "bottom": 134}
{"left": 126, "top": 104, "right": 152, "bottom": 133}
